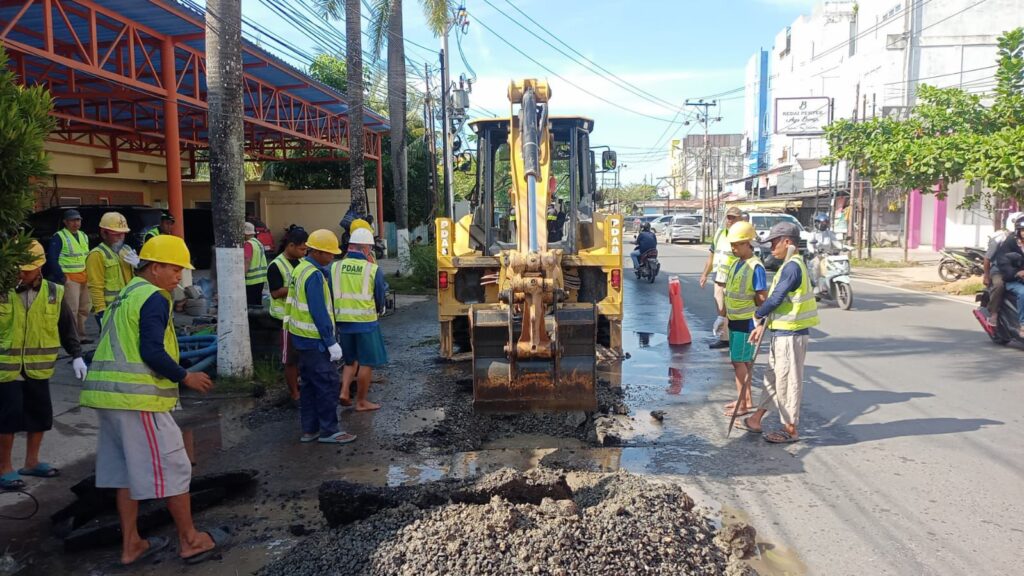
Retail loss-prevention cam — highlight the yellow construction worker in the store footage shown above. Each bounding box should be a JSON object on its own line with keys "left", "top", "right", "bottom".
{"left": 44, "top": 208, "right": 92, "bottom": 340}
{"left": 244, "top": 222, "right": 268, "bottom": 308}
{"left": 81, "top": 234, "right": 227, "bottom": 565}
{"left": 1, "top": 241, "right": 86, "bottom": 491}
{"left": 86, "top": 211, "right": 135, "bottom": 328}
{"left": 720, "top": 222, "right": 767, "bottom": 417}
{"left": 143, "top": 212, "right": 175, "bottom": 242}
{"left": 285, "top": 229, "right": 355, "bottom": 444}
{"left": 700, "top": 206, "right": 743, "bottom": 350}
{"left": 267, "top": 227, "right": 309, "bottom": 403}
{"left": 333, "top": 227, "right": 389, "bottom": 412}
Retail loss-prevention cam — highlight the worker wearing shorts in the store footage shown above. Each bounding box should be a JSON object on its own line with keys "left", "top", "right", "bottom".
{"left": 720, "top": 222, "right": 767, "bottom": 418}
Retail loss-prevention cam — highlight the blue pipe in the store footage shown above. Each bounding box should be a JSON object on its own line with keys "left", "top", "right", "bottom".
{"left": 186, "top": 353, "right": 216, "bottom": 373}
{"left": 177, "top": 335, "right": 217, "bottom": 344}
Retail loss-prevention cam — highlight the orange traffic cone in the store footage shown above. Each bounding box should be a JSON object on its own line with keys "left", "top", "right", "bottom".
{"left": 668, "top": 276, "right": 692, "bottom": 345}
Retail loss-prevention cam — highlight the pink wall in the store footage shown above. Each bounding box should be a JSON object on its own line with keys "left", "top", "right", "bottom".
{"left": 908, "top": 190, "right": 922, "bottom": 249}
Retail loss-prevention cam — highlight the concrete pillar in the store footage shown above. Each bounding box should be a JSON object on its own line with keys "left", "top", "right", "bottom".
{"left": 162, "top": 36, "right": 184, "bottom": 237}
{"left": 933, "top": 195, "right": 947, "bottom": 252}
{"left": 908, "top": 189, "right": 922, "bottom": 249}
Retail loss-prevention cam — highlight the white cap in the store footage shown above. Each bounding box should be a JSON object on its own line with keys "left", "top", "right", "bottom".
{"left": 243, "top": 222, "right": 256, "bottom": 235}
{"left": 349, "top": 228, "right": 374, "bottom": 245}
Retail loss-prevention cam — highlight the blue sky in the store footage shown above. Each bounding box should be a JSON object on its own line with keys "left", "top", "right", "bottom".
{"left": 243, "top": 0, "right": 816, "bottom": 185}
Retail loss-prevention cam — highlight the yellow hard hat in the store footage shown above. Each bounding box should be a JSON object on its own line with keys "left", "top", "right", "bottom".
{"left": 20, "top": 240, "right": 46, "bottom": 271}
{"left": 350, "top": 219, "right": 373, "bottom": 233}
{"left": 727, "top": 221, "right": 756, "bottom": 244}
{"left": 307, "top": 229, "right": 341, "bottom": 255}
{"left": 139, "top": 234, "right": 194, "bottom": 269}
{"left": 99, "top": 211, "right": 130, "bottom": 232}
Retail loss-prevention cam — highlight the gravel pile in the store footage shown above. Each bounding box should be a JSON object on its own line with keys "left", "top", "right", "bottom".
{"left": 261, "top": 471, "right": 757, "bottom": 576}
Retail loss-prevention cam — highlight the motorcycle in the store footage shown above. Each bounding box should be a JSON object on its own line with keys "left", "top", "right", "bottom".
{"left": 938, "top": 247, "right": 985, "bottom": 282}
{"left": 973, "top": 288, "right": 1023, "bottom": 347}
{"left": 635, "top": 249, "right": 660, "bottom": 283}
{"left": 808, "top": 245, "right": 853, "bottom": 310}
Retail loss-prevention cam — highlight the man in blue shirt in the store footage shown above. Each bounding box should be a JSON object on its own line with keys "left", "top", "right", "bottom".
{"left": 631, "top": 222, "right": 658, "bottom": 272}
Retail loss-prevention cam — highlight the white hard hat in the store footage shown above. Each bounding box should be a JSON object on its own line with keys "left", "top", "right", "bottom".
{"left": 349, "top": 228, "right": 374, "bottom": 245}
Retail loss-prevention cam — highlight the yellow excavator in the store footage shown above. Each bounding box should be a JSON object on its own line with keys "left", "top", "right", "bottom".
{"left": 434, "top": 79, "right": 623, "bottom": 412}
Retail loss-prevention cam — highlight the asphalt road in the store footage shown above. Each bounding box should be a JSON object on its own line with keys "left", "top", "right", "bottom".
{"left": 619, "top": 241, "right": 1022, "bottom": 575}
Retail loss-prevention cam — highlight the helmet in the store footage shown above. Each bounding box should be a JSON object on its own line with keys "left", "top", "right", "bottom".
{"left": 349, "top": 228, "right": 375, "bottom": 246}
{"left": 1007, "top": 212, "right": 1024, "bottom": 231}
{"left": 814, "top": 213, "right": 830, "bottom": 231}
{"left": 139, "top": 234, "right": 194, "bottom": 269}
{"left": 350, "top": 219, "right": 373, "bottom": 234}
{"left": 727, "top": 221, "right": 756, "bottom": 243}
{"left": 99, "top": 211, "right": 130, "bottom": 232}
{"left": 243, "top": 222, "right": 256, "bottom": 235}
{"left": 307, "top": 229, "right": 341, "bottom": 254}
{"left": 1016, "top": 217, "right": 1024, "bottom": 232}
{"left": 20, "top": 240, "right": 46, "bottom": 271}
{"left": 641, "top": 222, "right": 652, "bottom": 232}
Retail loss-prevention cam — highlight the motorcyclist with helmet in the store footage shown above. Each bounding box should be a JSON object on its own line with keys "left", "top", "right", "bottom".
{"left": 631, "top": 222, "right": 658, "bottom": 275}
{"left": 995, "top": 217, "right": 1024, "bottom": 337}
{"left": 982, "top": 212, "right": 1024, "bottom": 325}
{"left": 808, "top": 213, "right": 843, "bottom": 295}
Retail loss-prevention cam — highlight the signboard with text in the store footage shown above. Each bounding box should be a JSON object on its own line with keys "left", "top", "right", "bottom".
{"left": 774, "top": 97, "right": 831, "bottom": 135}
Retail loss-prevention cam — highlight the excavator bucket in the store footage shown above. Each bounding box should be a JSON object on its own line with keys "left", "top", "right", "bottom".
{"left": 471, "top": 304, "right": 598, "bottom": 412}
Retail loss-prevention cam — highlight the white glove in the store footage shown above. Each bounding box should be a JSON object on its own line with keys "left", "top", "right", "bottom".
{"left": 712, "top": 315, "right": 726, "bottom": 337}
{"left": 327, "top": 343, "right": 343, "bottom": 362}
{"left": 120, "top": 247, "right": 141, "bottom": 268}
{"left": 72, "top": 357, "right": 88, "bottom": 380}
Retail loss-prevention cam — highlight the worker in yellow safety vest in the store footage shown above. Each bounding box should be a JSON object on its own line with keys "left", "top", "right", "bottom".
{"left": 244, "top": 221, "right": 268, "bottom": 308}
{"left": 700, "top": 206, "right": 743, "bottom": 350}
{"left": 332, "top": 228, "right": 389, "bottom": 413}
{"left": 80, "top": 234, "right": 227, "bottom": 566}
{"left": 86, "top": 212, "right": 136, "bottom": 329}
{"left": 267, "top": 227, "right": 309, "bottom": 403}
{"left": 143, "top": 212, "right": 175, "bottom": 243}
{"left": 719, "top": 222, "right": 768, "bottom": 418}
{"left": 743, "top": 222, "right": 819, "bottom": 445}
{"left": 44, "top": 208, "right": 92, "bottom": 340}
{"left": 0, "top": 241, "right": 86, "bottom": 491}
{"left": 285, "top": 229, "right": 356, "bottom": 445}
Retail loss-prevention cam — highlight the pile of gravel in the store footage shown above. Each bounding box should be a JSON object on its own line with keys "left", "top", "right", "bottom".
{"left": 261, "top": 471, "right": 756, "bottom": 576}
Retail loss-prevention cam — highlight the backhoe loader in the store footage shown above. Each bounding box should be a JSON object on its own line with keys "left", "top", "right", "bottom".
{"left": 434, "top": 79, "right": 623, "bottom": 412}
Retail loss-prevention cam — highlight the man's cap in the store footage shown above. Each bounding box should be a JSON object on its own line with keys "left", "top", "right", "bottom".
{"left": 160, "top": 212, "right": 176, "bottom": 223}
{"left": 243, "top": 222, "right": 256, "bottom": 235}
{"left": 63, "top": 208, "right": 82, "bottom": 220}
{"left": 765, "top": 221, "right": 802, "bottom": 242}
{"left": 725, "top": 207, "right": 743, "bottom": 217}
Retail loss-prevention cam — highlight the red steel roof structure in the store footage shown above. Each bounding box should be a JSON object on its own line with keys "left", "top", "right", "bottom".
{"left": 1, "top": 0, "right": 390, "bottom": 232}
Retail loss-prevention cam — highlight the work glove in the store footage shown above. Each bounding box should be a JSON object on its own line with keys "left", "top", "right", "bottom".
{"left": 72, "top": 357, "right": 88, "bottom": 380}
{"left": 712, "top": 315, "right": 726, "bottom": 337}
{"left": 327, "top": 343, "right": 343, "bottom": 362}
{"left": 120, "top": 247, "right": 141, "bottom": 268}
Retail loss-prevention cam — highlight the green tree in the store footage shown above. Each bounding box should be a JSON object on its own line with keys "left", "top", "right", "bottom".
{"left": 600, "top": 183, "right": 657, "bottom": 213}
{"left": 0, "top": 47, "right": 54, "bottom": 291}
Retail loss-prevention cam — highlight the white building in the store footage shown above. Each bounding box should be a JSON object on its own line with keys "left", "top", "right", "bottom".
{"left": 743, "top": 0, "right": 1024, "bottom": 249}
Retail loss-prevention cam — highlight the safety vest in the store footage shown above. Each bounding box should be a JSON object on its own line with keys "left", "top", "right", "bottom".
{"left": 91, "top": 243, "right": 130, "bottom": 308}
{"left": 546, "top": 208, "right": 557, "bottom": 221}
{"left": 0, "top": 281, "right": 64, "bottom": 382}
{"left": 285, "top": 259, "right": 334, "bottom": 339}
{"left": 80, "top": 277, "right": 180, "bottom": 412}
{"left": 330, "top": 257, "right": 378, "bottom": 323}
{"left": 767, "top": 255, "right": 820, "bottom": 332}
{"left": 57, "top": 229, "right": 89, "bottom": 274}
{"left": 268, "top": 254, "right": 295, "bottom": 320}
{"left": 712, "top": 228, "right": 737, "bottom": 282}
{"left": 246, "top": 238, "right": 268, "bottom": 286}
{"left": 724, "top": 257, "right": 764, "bottom": 321}
{"left": 144, "top": 227, "right": 161, "bottom": 242}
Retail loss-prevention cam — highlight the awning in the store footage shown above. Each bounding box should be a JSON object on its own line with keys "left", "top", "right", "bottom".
{"left": 726, "top": 200, "right": 793, "bottom": 211}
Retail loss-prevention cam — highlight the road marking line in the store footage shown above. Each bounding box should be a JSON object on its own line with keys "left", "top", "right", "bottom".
{"left": 855, "top": 277, "right": 975, "bottom": 306}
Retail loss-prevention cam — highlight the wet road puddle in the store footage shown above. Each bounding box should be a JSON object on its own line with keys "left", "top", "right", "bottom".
{"left": 396, "top": 407, "right": 446, "bottom": 434}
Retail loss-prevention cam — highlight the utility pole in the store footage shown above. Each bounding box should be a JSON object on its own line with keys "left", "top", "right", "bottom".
{"left": 424, "top": 62, "right": 438, "bottom": 226}
{"left": 685, "top": 99, "right": 720, "bottom": 243}
{"left": 439, "top": 44, "right": 453, "bottom": 218}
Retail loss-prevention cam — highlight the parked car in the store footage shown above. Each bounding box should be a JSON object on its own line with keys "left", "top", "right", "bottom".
{"left": 668, "top": 215, "right": 701, "bottom": 244}
{"left": 629, "top": 213, "right": 664, "bottom": 232}
{"left": 650, "top": 214, "right": 676, "bottom": 236}
{"left": 28, "top": 204, "right": 162, "bottom": 252}
{"left": 748, "top": 212, "right": 811, "bottom": 270}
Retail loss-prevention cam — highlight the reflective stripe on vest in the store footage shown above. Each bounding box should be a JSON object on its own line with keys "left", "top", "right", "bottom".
{"left": 80, "top": 277, "right": 180, "bottom": 412}
{"left": 91, "top": 243, "right": 129, "bottom": 306}
{"left": 330, "top": 258, "right": 378, "bottom": 323}
{"left": 0, "top": 281, "right": 63, "bottom": 382}
{"left": 268, "top": 255, "right": 295, "bottom": 320}
{"left": 285, "top": 260, "right": 335, "bottom": 339}
{"left": 57, "top": 229, "right": 89, "bottom": 273}
{"left": 767, "top": 256, "right": 820, "bottom": 331}
{"left": 246, "top": 238, "right": 268, "bottom": 285}
{"left": 724, "top": 257, "right": 763, "bottom": 321}
{"left": 712, "top": 228, "right": 737, "bottom": 281}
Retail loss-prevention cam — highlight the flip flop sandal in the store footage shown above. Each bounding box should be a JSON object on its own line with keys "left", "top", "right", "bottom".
{"left": 182, "top": 527, "right": 232, "bottom": 565}
{"left": 123, "top": 536, "right": 170, "bottom": 566}
{"left": 318, "top": 431, "right": 357, "bottom": 444}
{"left": 299, "top": 434, "right": 319, "bottom": 443}
{"left": 724, "top": 407, "right": 754, "bottom": 417}
{"left": 763, "top": 430, "right": 800, "bottom": 444}
{"left": 18, "top": 462, "right": 60, "bottom": 478}
{"left": 734, "top": 417, "right": 762, "bottom": 434}
{"left": 0, "top": 472, "right": 26, "bottom": 491}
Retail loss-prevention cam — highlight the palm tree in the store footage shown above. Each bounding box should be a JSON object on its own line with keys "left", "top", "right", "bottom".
{"left": 206, "top": 0, "right": 254, "bottom": 376}
{"left": 369, "top": 0, "right": 449, "bottom": 273}
{"left": 317, "top": 0, "right": 368, "bottom": 215}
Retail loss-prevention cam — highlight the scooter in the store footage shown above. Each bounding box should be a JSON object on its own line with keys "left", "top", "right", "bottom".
{"left": 973, "top": 288, "right": 1023, "bottom": 347}
{"left": 938, "top": 247, "right": 985, "bottom": 282}
{"left": 808, "top": 245, "right": 853, "bottom": 310}
{"left": 635, "top": 249, "right": 660, "bottom": 283}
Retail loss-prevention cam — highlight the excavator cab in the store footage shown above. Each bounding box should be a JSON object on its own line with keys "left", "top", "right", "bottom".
{"left": 435, "top": 80, "right": 623, "bottom": 412}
